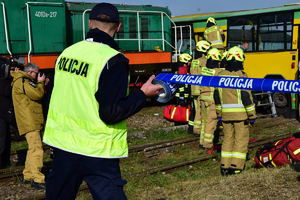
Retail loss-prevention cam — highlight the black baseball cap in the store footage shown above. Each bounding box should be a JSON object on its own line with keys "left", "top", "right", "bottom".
{"left": 89, "top": 3, "right": 119, "bottom": 23}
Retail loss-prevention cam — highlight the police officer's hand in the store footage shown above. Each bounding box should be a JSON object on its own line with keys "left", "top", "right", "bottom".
{"left": 38, "top": 72, "right": 46, "bottom": 82}
{"left": 141, "top": 75, "right": 163, "bottom": 97}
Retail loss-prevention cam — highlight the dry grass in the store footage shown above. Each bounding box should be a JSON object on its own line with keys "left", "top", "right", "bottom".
{"left": 127, "top": 164, "right": 300, "bottom": 200}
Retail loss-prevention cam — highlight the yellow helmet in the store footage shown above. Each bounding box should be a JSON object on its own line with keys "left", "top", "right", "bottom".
{"left": 222, "top": 51, "right": 228, "bottom": 60}
{"left": 226, "top": 46, "right": 245, "bottom": 62}
{"left": 207, "top": 17, "right": 216, "bottom": 25}
{"left": 206, "top": 48, "right": 221, "bottom": 61}
{"left": 179, "top": 53, "right": 192, "bottom": 63}
{"left": 196, "top": 40, "right": 211, "bottom": 53}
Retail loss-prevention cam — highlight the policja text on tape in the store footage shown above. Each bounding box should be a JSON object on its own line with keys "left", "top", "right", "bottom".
{"left": 153, "top": 73, "right": 300, "bottom": 103}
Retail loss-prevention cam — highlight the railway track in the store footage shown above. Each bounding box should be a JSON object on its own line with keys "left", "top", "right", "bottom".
{"left": 1, "top": 117, "right": 299, "bottom": 199}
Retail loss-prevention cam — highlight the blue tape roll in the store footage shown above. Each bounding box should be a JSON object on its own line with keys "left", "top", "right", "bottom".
{"left": 152, "top": 78, "right": 177, "bottom": 103}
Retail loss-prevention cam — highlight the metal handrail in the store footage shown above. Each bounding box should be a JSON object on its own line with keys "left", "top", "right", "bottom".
{"left": 1, "top": 2, "right": 11, "bottom": 56}
{"left": 82, "top": 9, "right": 178, "bottom": 59}
{"left": 173, "top": 25, "right": 192, "bottom": 57}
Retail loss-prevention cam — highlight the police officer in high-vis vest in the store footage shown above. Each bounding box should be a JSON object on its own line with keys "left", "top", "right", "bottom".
{"left": 190, "top": 40, "right": 211, "bottom": 137}
{"left": 43, "top": 3, "right": 162, "bottom": 199}
{"left": 214, "top": 46, "right": 256, "bottom": 176}
{"left": 199, "top": 48, "right": 222, "bottom": 151}
{"left": 204, "top": 17, "right": 225, "bottom": 53}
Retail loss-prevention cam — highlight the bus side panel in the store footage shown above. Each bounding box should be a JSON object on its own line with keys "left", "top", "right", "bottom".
{"left": 243, "top": 51, "right": 298, "bottom": 80}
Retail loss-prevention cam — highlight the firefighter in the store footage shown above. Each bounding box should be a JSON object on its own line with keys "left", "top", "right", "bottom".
{"left": 199, "top": 48, "right": 222, "bottom": 150}
{"left": 220, "top": 51, "right": 228, "bottom": 70}
{"left": 190, "top": 40, "right": 211, "bottom": 137}
{"left": 204, "top": 17, "right": 225, "bottom": 53}
{"left": 214, "top": 46, "right": 256, "bottom": 176}
{"left": 175, "top": 53, "right": 192, "bottom": 130}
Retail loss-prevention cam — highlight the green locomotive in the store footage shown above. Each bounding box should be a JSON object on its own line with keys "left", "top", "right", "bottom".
{"left": 0, "top": 0, "right": 177, "bottom": 85}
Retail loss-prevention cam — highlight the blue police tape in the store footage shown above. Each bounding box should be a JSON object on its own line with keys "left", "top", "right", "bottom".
{"left": 153, "top": 73, "right": 300, "bottom": 102}
{"left": 152, "top": 78, "right": 177, "bottom": 103}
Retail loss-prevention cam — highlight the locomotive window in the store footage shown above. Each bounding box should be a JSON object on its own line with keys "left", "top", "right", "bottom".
{"left": 141, "top": 18, "right": 148, "bottom": 39}
{"left": 129, "top": 17, "right": 137, "bottom": 38}
{"left": 117, "top": 17, "right": 124, "bottom": 39}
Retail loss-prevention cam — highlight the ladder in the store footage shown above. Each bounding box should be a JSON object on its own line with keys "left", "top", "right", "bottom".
{"left": 253, "top": 91, "right": 277, "bottom": 118}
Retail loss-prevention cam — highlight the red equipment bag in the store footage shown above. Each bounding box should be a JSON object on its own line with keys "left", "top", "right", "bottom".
{"left": 286, "top": 133, "right": 300, "bottom": 162}
{"left": 254, "top": 133, "right": 300, "bottom": 168}
{"left": 254, "top": 137, "right": 294, "bottom": 168}
{"left": 163, "top": 105, "right": 190, "bottom": 123}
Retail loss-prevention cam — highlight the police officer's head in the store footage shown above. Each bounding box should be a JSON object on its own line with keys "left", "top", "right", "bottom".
{"left": 225, "top": 46, "right": 245, "bottom": 71}
{"left": 89, "top": 3, "right": 121, "bottom": 37}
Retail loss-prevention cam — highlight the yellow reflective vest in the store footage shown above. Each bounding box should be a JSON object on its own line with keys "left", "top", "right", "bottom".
{"left": 43, "top": 40, "right": 128, "bottom": 158}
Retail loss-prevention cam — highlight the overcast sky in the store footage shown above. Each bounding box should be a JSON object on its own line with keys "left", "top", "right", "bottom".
{"left": 68, "top": 0, "right": 299, "bottom": 16}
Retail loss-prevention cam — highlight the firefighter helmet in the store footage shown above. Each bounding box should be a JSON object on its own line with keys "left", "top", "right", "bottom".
{"left": 207, "top": 17, "right": 216, "bottom": 25}
{"left": 206, "top": 48, "right": 222, "bottom": 61}
{"left": 179, "top": 53, "right": 192, "bottom": 63}
{"left": 226, "top": 46, "right": 245, "bottom": 62}
{"left": 196, "top": 40, "right": 211, "bottom": 53}
{"left": 222, "top": 51, "right": 228, "bottom": 60}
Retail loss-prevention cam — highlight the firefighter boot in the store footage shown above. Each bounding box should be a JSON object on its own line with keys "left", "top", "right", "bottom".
{"left": 221, "top": 168, "right": 230, "bottom": 176}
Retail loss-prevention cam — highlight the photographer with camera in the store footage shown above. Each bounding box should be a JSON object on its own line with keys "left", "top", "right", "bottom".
{"left": 11, "top": 62, "right": 50, "bottom": 190}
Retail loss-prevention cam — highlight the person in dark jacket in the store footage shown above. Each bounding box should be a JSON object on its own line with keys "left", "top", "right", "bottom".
{"left": 0, "top": 58, "right": 13, "bottom": 169}
{"left": 43, "top": 3, "right": 162, "bottom": 199}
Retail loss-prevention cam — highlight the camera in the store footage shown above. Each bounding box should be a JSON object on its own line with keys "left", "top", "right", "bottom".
{"left": 0, "top": 54, "right": 23, "bottom": 79}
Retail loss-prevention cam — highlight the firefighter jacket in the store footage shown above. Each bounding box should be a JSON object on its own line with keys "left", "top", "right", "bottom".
{"left": 11, "top": 70, "right": 45, "bottom": 135}
{"left": 200, "top": 66, "right": 222, "bottom": 102}
{"left": 214, "top": 70, "right": 257, "bottom": 121}
{"left": 204, "top": 25, "right": 224, "bottom": 48}
{"left": 190, "top": 56, "right": 207, "bottom": 96}
{"left": 175, "top": 64, "right": 190, "bottom": 99}
{"left": 43, "top": 40, "right": 129, "bottom": 158}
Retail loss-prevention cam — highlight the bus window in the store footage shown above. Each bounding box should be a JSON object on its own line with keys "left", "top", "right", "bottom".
{"left": 228, "top": 16, "right": 257, "bottom": 51}
{"left": 259, "top": 13, "right": 292, "bottom": 50}
{"left": 228, "top": 13, "right": 293, "bottom": 51}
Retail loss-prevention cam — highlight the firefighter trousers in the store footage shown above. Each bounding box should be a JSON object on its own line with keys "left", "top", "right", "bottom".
{"left": 221, "top": 121, "right": 249, "bottom": 170}
{"left": 193, "top": 96, "right": 202, "bottom": 135}
{"left": 23, "top": 130, "right": 45, "bottom": 183}
{"left": 200, "top": 100, "right": 217, "bottom": 148}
